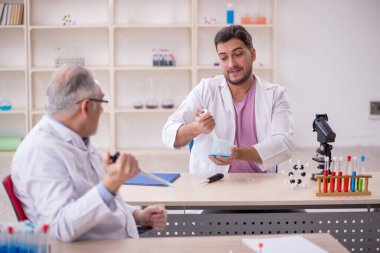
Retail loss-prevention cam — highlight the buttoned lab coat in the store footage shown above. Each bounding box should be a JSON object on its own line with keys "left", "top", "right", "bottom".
{"left": 162, "top": 75, "right": 295, "bottom": 173}
{"left": 12, "top": 116, "right": 139, "bottom": 242}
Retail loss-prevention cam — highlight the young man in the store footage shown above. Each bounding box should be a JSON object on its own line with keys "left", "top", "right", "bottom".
{"left": 163, "top": 25, "right": 294, "bottom": 173}
{"left": 12, "top": 64, "right": 167, "bottom": 242}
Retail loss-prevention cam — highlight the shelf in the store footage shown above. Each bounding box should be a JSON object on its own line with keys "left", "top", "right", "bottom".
{"left": 121, "top": 148, "right": 189, "bottom": 156}
{"left": 115, "top": 108, "right": 177, "bottom": 113}
{"left": 114, "top": 66, "right": 192, "bottom": 71}
{"left": 31, "top": 110, "right": 111, "bottom": 115}
{"left": 197, "top": 65, "right": 274, "bottom": 70}
{"left": 114, "top": 24, "right": 192, "bottom": 29}
{"left": 29, "top": 24, "right": 109, "bottom": 30}
{"left": 0, "top": 25, "right": 25, "bottom": 29}
{"left": 30, "top": 66, "right": 110, "bottom": 72}
{"left": 31, "top": 110, "right": 46, "bottom": 115}
{"left": 0, "top": 109, "right": 27, "bottom": 114}
{"left": 197, "top": 24, "right": 274, "bottom": 28}
{"left": 0, "top": 67, "right": 26, "bottom": 72}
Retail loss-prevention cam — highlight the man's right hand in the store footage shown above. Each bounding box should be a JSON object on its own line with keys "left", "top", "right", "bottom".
{"left": 194, "top": 108, "right": 216, "bottom": 135}
{"left": 102, "top": 152, "right": 140, "bottom": 194}
{"left": 173, "top": 109, "right": 216, "bottom": 148}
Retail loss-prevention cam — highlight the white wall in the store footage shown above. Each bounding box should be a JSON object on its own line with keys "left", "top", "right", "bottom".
{"left": 277, "top": 0, "right": 380, "bottom": 147}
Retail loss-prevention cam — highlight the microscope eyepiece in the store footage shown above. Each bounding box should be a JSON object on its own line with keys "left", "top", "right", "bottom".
{"left": 313, "top": 114, "right": 336, "bottom": 144}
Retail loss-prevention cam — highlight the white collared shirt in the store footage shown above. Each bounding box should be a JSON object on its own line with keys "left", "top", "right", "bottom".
{"left": 12, "top": 115, "right": 139, "bottom": 241}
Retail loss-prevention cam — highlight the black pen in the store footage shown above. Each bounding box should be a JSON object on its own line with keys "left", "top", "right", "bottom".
{"left": 201, "top": 173, "right": 224, "bottom": 184}
{"left": 110, "top": 152, "right": 120, "bottom": 163}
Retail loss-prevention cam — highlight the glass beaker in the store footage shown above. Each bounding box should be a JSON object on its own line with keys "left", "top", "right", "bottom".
{"left": 133, "top": 81, "right": 144, "bottom": 109}
{"left": 0, "top": 80, "right": 12, "bottom": 111}
{"left": 145, "top": 77, "right": 158, "bottom": 109}
{"left": 161, "top": 78, "right": 174, "bottom": 109}
{"left": 210, "top": 137, "right": 232, "bottom": 158}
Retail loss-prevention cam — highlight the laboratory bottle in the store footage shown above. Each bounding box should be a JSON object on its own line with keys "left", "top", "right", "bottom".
{"left": 226, "top": 3, "right": 234, "bottom": 24}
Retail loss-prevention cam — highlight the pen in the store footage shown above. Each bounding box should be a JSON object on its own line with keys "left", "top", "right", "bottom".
{"left": 201, "top": 173, "right": 224, "bottom": 184}
{"left": 110, "top": 152, "right": 120, "bottom": 163}
{"left": 110, "top": 152, "right": 175, "bottom": 187}
{"left": 139, "top": 170, "right": 175, "bottom": 187}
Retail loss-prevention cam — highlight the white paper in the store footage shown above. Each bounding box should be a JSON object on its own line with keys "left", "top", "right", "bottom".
{"left": 242, "top": 235, "right": 328, "bottom": 253}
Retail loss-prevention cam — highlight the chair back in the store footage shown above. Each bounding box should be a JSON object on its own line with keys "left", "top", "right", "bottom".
{"left": 189, "top": 139, "right": 194, "bottom": 153}
{"left": 2, "top": 174, "right": 27, "bottom": 221}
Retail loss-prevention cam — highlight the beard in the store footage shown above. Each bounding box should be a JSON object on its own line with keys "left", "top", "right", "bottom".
{"left": 224, "top": 64, "right": 253, "bottom": 86}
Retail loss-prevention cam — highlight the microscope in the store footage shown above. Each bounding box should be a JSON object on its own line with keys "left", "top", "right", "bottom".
{"left": 311, "top": 114, "right": 336, "bottom": 181}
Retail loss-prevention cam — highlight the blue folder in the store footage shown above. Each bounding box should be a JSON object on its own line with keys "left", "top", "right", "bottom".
{"left": 124, "top": 172, "right": 180, "bottom": 187}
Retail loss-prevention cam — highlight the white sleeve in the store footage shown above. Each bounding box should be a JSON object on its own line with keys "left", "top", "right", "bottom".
{"left": 162, "top": 81, "right": 205, "bottom": 148}
{"left": 254, "top": 86, "right": 295, "bottom": 169}
{"left": 26, "top": 146, "right": 114, "bottom": 242}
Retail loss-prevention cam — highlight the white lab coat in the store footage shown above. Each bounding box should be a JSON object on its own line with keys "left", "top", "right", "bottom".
{"left": 11, "top": 115, "right": 139, "bottom": 242}
{"left": 162, "top": 74, "right": 295, "bottom": 173}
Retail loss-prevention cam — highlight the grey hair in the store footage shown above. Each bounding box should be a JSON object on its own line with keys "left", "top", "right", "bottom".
{"left": 46, "top": 64, "right": 98, "bottom": 114}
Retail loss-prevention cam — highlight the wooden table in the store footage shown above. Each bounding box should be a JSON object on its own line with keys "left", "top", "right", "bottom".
{"left": 120, "top": 172, "right": 380, "bottom": 209}
{"left": 52, "top": 233, "right": 349, "bottom": 253}
{"left": 120, "top": 172, "right": 380, "bottom": 252}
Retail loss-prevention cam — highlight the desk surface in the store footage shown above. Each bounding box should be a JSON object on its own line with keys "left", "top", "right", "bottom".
{"left": 120, "top": 172, "right": 380, "bottom": 208}
{"left": 52, "top": 233, "right": 349, "bottom": 253}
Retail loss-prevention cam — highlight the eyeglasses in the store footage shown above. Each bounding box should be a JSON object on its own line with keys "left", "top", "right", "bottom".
{"left": 76, "top": 98, "right": 109, "bottom": 105}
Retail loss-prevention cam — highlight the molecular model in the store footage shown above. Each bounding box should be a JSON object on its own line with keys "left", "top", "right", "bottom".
{"left": 203, "top": 16, "right": 217, "bottom": 24}
{"left": 282, "top": 160, "right": 309, "bottom": 190}
{"left": 61, "top": 14, "right": 76, "bottom": 26}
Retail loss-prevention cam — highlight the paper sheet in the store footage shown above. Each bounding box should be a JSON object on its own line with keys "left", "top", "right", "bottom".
{"left": 242, "top": 235, "right": 328, "bottom": 253}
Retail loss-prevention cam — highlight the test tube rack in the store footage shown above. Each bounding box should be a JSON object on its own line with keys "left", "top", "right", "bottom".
{"left": 315, "top": 174, "right": 372, "bottom": 196}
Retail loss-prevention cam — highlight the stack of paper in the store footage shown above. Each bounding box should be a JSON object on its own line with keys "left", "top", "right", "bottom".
{"left": 242, "top": 235, "right": 328, "bottom": 253}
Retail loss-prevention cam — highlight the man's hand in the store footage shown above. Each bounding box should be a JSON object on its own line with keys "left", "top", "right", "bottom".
{"left": 194, "top": 109, "right": 215, "bottom": 135}
{"left": 134, "top": 204, "right": 167, "bottom": 231}
{"left": 209, "top": 145, "right": 238, "bottom": 165}
{"left": 209, "top": 146, "right": 263, "bottom": 165}
{"left": 102, "top": 152, "right": 140, "bottom": 194}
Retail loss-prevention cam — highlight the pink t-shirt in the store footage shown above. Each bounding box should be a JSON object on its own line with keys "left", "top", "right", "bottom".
{"left": 228, "top": 80, "right": 263, "bottom": 173}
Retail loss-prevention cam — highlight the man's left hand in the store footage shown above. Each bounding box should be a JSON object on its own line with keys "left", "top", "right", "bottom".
{"left": 135, "top": 204, "right": 167, "bottom": 231}
{"left": 208, "top": 145, "right": 238, "bottom": 165}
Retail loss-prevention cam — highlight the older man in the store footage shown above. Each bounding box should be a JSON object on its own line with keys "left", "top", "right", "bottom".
{"left": 12, "top": 64, "right": 167, "bottom": 242}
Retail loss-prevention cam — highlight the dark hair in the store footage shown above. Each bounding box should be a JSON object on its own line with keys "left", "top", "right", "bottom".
{"left": 214, "top": 25, "right": 253, "bottom": 49}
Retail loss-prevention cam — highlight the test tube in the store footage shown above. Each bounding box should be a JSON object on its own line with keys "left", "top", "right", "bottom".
{"left": 337, "top": 157, "right": 343, "bottom": 192}
{"left": 330, "top": 157, "right": 336, "bottom": 192}
{"left": 38, "top": 224, "right": 49, "bottom": 253}
{"left": 7, "top": 225, "right": 14, "bottom": 253}
{"left": 323, "top": 156, "right": 329, "bottom": 193}
{"left": 258, "top": 242, "right": 263, "bottom": 253}
{"left": 351, "top": 156, "right": 357, "bottom": 192}
{"left": 344, "top": 155, "right": 351, "bottom": 192}
{"left": 358, "top": 155, "right": 365, "bottom": 192}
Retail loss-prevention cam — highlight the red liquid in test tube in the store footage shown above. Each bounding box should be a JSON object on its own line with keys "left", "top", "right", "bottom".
{"left": 344, "top": 155, "right": 351, "bottom": 192}
{"left": 330, "top": 157, "right": 336, "bottom": 192}
{"left": 323, "top": 156, "right": 329, "bottom": 193}
{"left": 337, "top": 157, "right": 343, "bottom": 192}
